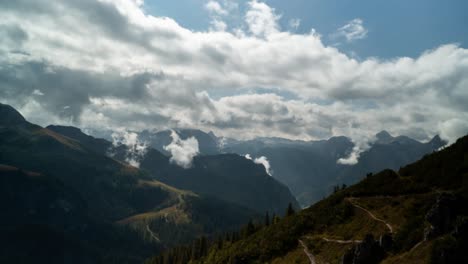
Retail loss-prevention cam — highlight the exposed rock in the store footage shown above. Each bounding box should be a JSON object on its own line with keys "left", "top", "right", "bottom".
{"left": 424, "top": 193, "right": 456, "bottom": 240}
{"left": 341, "top": 234, "right": 384, "bottom": 264}
{"left": 430, "top": 219, "right": 468, "bottom": 264}
{"left": 341, "top": 248, "right": 354, "bottom": 264}
{"left": 452, "top": 217, "right": 468, "bottom": 239}
{"left": 379, "top": 233, "right": 393, "bottom": 251}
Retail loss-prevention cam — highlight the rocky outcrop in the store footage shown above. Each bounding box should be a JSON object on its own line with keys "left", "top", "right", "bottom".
{"left": 424, "top": 193, "right": 457, "bottom": 240}
{"left": 341, "top": 234, "right": 384, "bottom": 264}
{"left": 379, "top": 233, "right": 393, "bottom": 251}
{"left": 430, "top": 218, "right": 468, "bottom": 264}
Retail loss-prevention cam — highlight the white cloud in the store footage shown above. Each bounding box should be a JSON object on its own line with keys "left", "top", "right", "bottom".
{"left": 245, "top": 0, "right": 281, "bottom": 37}
{"left": 164, "top": 130, "right": 199, "bottom": 168}
{"left": 205, "top": 1, "right": 228, "bottom": 16}
{"left": 438, "top": 118, "right": 468, "bottom": 144}
{"left": 205, "top": 1, "right": 236, "bottom": 32}
{"left": 254, "top": 156, "right": 272, "bottom": 176}
{"left": 0, "top": 0, "right": 467, "bottom": 166}
{"left": 244, "top": 154, "right": 272, "bottom": 175}
{"left": 209, "top": 19, "right": 227, "bottom": 32}
{"left": 32, "top": 89, "right": 44, "bottom": 96}
{"left": 288, "top": 18, "right": 301, "bottom": 31}
{"left": 337, "top": 140, "right": 373, "bottom": 165}
{"left": 334, "top": 18, "right": 368, "bottom": 42}
{"left": 110, "top": 130, "right": 149, "bottom": 167}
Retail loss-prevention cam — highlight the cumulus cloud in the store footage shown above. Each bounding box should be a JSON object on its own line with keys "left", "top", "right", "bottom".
{"left": 438, "top": 118, "right": 468, "bottom": 143}
{"left": 245, "top": 154, "right": 272, "bottom": 176}
{"left": 205, "top": 0, "right": 238, "bottom": 32}
{"left": 205, "top": 1, "right": 228, "bottom": 16}
{"left": 209, "top": 19, "right": 227, "bottom": 32}
{"left": 333, "top": 18, "right": 368, "bottom": 42}
{"left": 245, "top": 0, "right": 280, "bottom": 37}
{"left": 110, "top": 130, "right": 148, "bottom": 167}
{"left": 0, "top": 0, "right": 467, "bottom": 166}
{"left": 164, "top": 130, "right": 200, "bottom": 168}
{"left": 337, "top": 140, "right": 373, "bottom": 165}
{"left": 32, "top": 89, "right": 44, "bottom": 96}
{"left": 288, "top": 18, "right": 301, "bottom": 31}
{"left": 337, "top": 131, "right": 377, "bottom": 165}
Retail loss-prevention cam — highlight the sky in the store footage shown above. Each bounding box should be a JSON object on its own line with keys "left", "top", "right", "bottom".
{"left": 1, "top": 0, "right": 468, "bottom": 159}
{"left": 144, "top": 0, "right": 468, "bottom": 59}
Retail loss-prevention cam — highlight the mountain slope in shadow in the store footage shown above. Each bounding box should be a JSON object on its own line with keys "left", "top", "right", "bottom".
{"left": 47, "top": 125, "right": 299, "bottom": 214}
{"left": 154, "top": 133, "right": 467, "bottom": 264}
{"left": 0, "top": 103, "right": 262, "bottom": 263}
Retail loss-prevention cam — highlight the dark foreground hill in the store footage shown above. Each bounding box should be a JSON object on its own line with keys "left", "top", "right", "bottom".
{"left": 0, "top": 165, "right": 154, "bottom": 264}
{"left": 0, "top": 103, "right": 263, "bottom": 263}
{"left": 148, "top": 134, "right": 468, "bottom": 264}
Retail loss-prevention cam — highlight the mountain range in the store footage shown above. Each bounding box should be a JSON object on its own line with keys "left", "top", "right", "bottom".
{"left": 110, "top": 127, "right": 445, "bottom": 207}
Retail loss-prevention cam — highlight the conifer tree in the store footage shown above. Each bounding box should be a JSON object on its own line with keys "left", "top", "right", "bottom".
{"left": 265, "top": 211, "right": 270, "bottom": 226}
{"left": 286, "top": 202, "right": 295, "bottom": 216}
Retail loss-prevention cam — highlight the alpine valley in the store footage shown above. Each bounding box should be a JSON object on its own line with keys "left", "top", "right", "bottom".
{"left": 1, "top": 103, "right": 465, "bottom": 264}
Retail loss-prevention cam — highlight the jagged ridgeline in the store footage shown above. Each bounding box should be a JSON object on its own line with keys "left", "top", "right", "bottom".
{"left": 147, "top": 134, "right": 468, "bottom": 264}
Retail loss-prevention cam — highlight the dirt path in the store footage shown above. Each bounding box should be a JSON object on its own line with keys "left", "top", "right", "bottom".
{"left": 146, "top": 224, "right": 161, "bottom": 243}
{"left": 322, "top": 237, "right": 362, "bottom": 244}
{"left": 348, "top": 198, "right": 394, "bottom": 233}
{"left": 299, "top": 239, "right": 317, "bottom": 264}
{"left": 409, "top": 241, "right": 424, "bottom": 252}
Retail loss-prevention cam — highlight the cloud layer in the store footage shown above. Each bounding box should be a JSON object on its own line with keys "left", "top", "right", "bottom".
{"left": 0, "top": 0, "right": 467, "bottom": 157}
{"left": 109, "top": 130, "right": 148, "bottom": 167}
{"left": 245, "top": 154, "right": 273, "bottom": 176}
{"left": 164, "top": 130, "right": 200, "bottom": 169}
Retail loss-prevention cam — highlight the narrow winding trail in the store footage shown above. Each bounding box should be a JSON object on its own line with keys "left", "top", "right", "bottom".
{"left": 409, "top": 241, "right": 424, "bottom": 252}
{"left": 347, "top": 198, "right": 394, "bottom": 233}
{"left": 146, "top": 224, "right": 161, "bottom": 243}
{"left": 299, "top": 239, "right": 317, "bottom": 264}
{"left": 321, "top": 237, "right": 362, "bottom": 244}
{"left": 300, "top": 197, "right": 395, "bottom": 262}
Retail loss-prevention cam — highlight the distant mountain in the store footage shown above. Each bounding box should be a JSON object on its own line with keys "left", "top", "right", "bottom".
{"left": 130, "top": 127, "right": 446, "bottom": 208}
{"left": 153, "top": 134, "right": 468, "bottom": 264}
{"left": 221, "top": 131, "right": 446, "bottom": 207}
{"left": 83, "top": 125, "right": 445, "bottom": 207}
{"left": 146, "top": 153, "right": 299, "bottom": 215}
{"left": 336, "top": 131, "right": 446, "bottom": 187}
{"left": 48, "top": 125, "right": 299, "bottom": 214}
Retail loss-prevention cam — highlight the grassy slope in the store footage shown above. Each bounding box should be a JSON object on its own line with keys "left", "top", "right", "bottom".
{"left": 187, "top": 135, "right": 468, "bottom": 264}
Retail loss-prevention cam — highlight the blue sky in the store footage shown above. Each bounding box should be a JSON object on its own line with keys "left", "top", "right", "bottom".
{"left": 1, "top": 0, "right": 467, "bottom": 159}
{"left": 144, "top": 0, "right": 468, "bottom": 58}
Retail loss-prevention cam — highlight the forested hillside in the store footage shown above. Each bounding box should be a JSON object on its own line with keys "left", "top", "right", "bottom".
{"left": 147, "top": 134, "right": 468, "bottom": 264}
